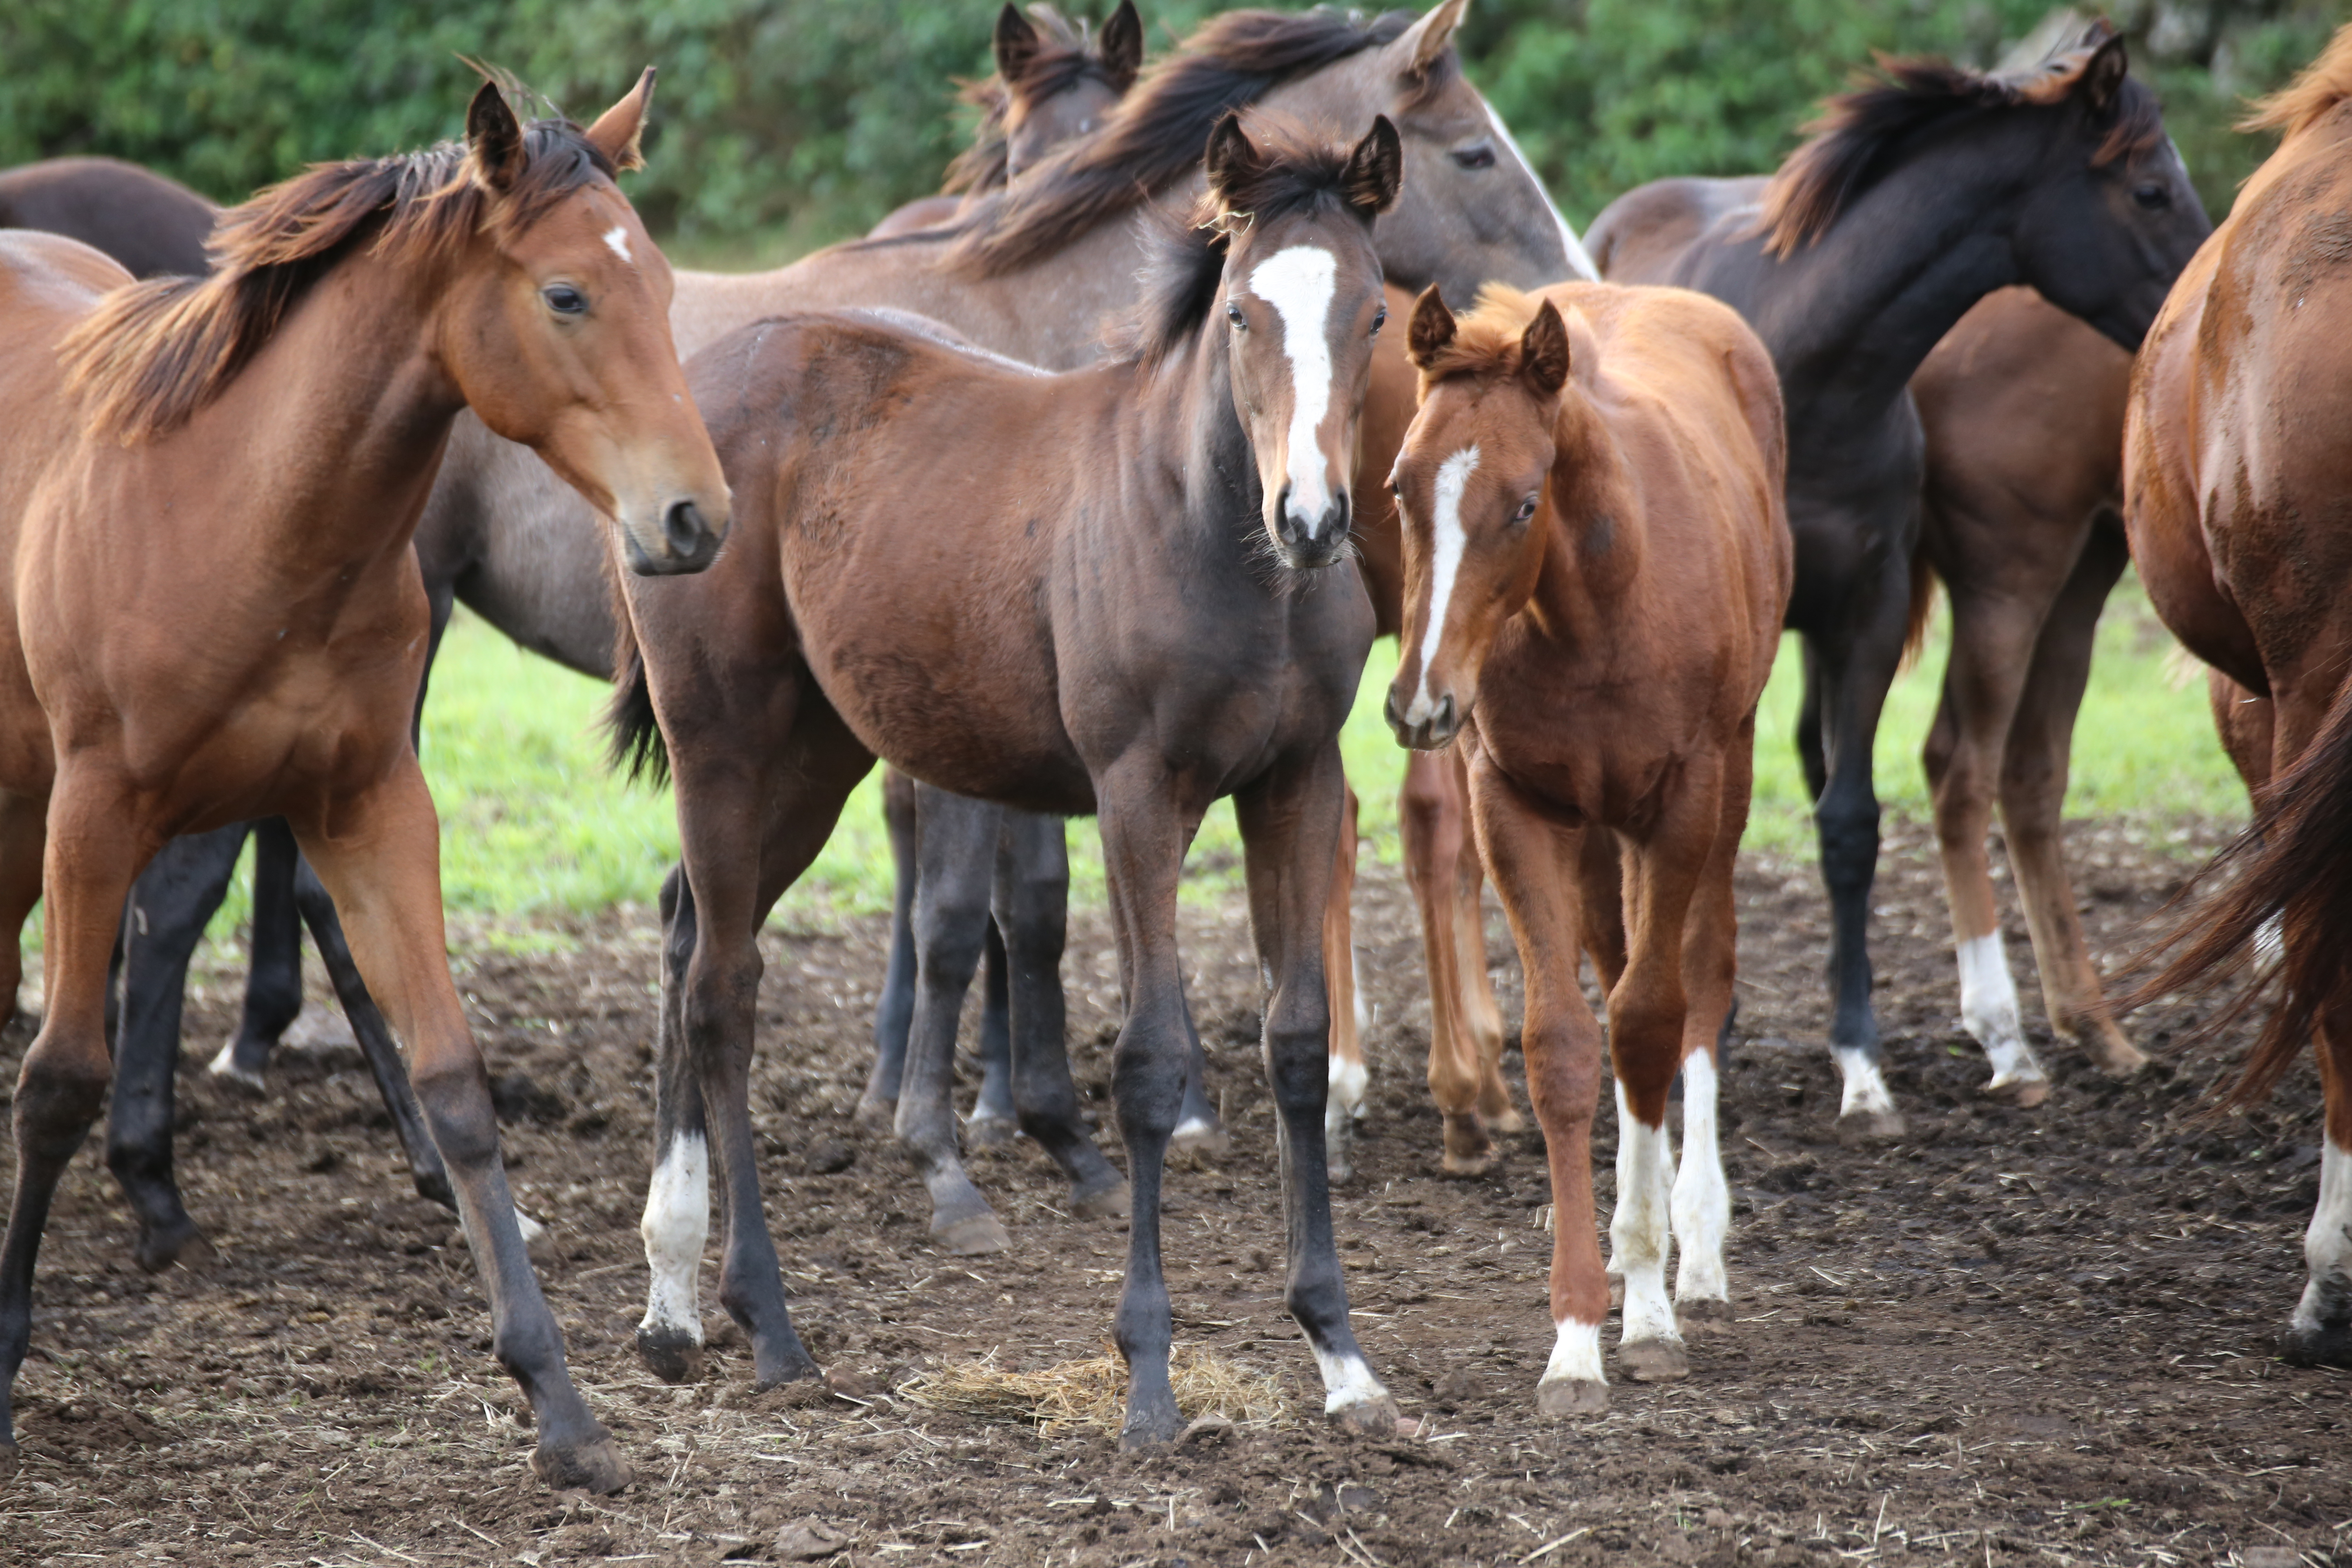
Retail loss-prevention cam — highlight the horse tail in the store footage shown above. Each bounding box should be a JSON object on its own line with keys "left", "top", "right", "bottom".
{"left": 1900, "top": 543, "right": 1937, "bottom": 673}
{"left": 605, "top": 615, "right": 670, "bottom": 788}
{"left": 2122, "top": 675, "right": 2352, "bottom": 1103}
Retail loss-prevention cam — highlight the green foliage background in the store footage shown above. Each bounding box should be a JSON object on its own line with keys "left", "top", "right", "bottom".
{"left": 2, "top": 1, "right": 2343, "bottom": 252}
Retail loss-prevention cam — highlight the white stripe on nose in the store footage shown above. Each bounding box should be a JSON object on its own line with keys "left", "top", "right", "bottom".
{"left": 1248, "top": 245, "right": 1339, "bottom": 535}
{"left": 1405, "top": 445, "right": 1481, "bottom": 723}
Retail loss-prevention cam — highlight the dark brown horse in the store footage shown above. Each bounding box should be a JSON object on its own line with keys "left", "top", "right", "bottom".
{"left": 0, "top": 77, "right": 729, "bottom": 1489}
{"left": 1386, "top": 279, "right": 1788, "bottom": 1412}
{"left": 2121, "top": 24, "right": 2352, "bottom": 1370}
{"left": 0, "top": 157, "right": 216, "bottom": 278}
{"left": 611, "top": 114, "right": 1403, "bottom": 1444}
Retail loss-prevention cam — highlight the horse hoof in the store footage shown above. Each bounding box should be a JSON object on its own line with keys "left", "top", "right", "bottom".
{"left": 1439, "top": 1147, "right": 1497, "bottom": 1180}
{"left": 1834, "top": 1108, "right": 1907, "bottom": 1146}
{"left": 635, "top": 1323, "right": 705, "bottom": 1385}
{"left": 1617, "top": 1336, "right": 1688, "bottom": 1383}
{"left": 934, "top": 1212, "right": 1012, "bottom": 1256}
{"left": 2279, "top": 1319, "right": 2352, "bottom": 1370}
{"left": 1485, "top": 1105, "right": 1527, "bottom": 1137}
{"left": 134, "top": 1222, "right": 215, "bottom": 1276}
{"left": 1607, "top": 1275, "right": 1624, "bottom": 1311}
{"left": 531, "top": 1432, "right": 632, "bottom": 1495}
{"left": 1327, "top": 1155, "right": 1355, "bottom": 1186}
{"left": 1118, "top": 1398, "right": 1184, "bottom": 1449}
{"left": 1328, "top": 1393, "right": 1402, "bottom": 1439}
{"left": 1537, "top": 1377, "right": 1609, "bottom": 1417}
{"left": 1676, "top": 1296, "right": 1733, "bottom": 1326}
{"left": 851, "top": 1095, "right": 897, "bottom": 1133}
{"left": 1170, "top": 1121, "right": 1230, "bottom": 1160}
{"left": 1071, "top": 1179, "right": 1131, "bottom": 1221}
{"left": 2090, "top": 1038, "right": 2151, "bottom": 1078}
{"left": 965, "top": 1114, "right": 1018, "bottom": 1149}
{"left": 1982, "top": 1075, "right": 2050, "bottom": 1109}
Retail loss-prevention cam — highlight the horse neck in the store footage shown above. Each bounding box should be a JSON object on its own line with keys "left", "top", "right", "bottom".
{"left": 1525, "top": 391, "right": 1645, "bottom": 643}
{"left": 1136, "top": 323, "right": 1265, "bottom": 569}
{"left": 1738, "top": 136, "right": 2032, "bottom": 435}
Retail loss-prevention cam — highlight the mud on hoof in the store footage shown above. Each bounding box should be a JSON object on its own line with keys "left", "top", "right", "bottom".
{"left": 2085, "top": 1035, "right": 2151, "bottom": 1078}
{"left": 851, "top": 1094, "right": 897, "bottom": 1133}
{"left": 133, "top": 1220, "right": 216, "bottom": 1276}
{"left": 933, "top": 1211, "right": 1012, "bottom": 1256}
{"left": 1118, "top": 1392, "right": 1184, "bottom": 1449}
{"left": 1485, "top": 1103, "right": 1527, "bottom": 1137}
{"left": 1835, "top": 1107, "right": 1907, "bottom": 1146}
{"left": 1676, "top": 1296, "right": 1734, "bottom": 1327}
{"left": 964, "top": 1113, "right": 1018, "bottom": 1149}
{"left": 1617, "top": 1336, "right": 1688, "bottom": 1383}
{"left": 635, "top": 1323, "right": 705, "bottom": 1384}
{"left": 205, "top": 1041, "right": 268, "bottom": 1095}
{"left": 1981, "top": 1074, "right": 2051, "bottom": 1109}
{"left": 1071, "top": 1178, "right": 1131, "bottom": 1221}
{"left": 1170, "top": 1120, "right": 1230, "bottom": 1160}
{"left": 2280, "top": 1318, "right": 2352, "bottom": 1369}
{"left": 1537, "top": 1376, "right": 1609, "bottom": 1417}
{"left": 531, "top": 1432, "right": 632, "bottom": 1494}
{"left": 1440, "top": 1113, "right": 1495, "bottom": 1178}
{"left": 1326, "top": 1117, "right": 1357, "bottom": 1186}
{"left": 1327, "top": 1392, "right": 1402, "bottom": 1438}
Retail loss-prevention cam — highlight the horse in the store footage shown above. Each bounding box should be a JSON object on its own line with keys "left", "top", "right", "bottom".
{"left": 1569, "top": 23, "right": 2205, "bottom": 1143}
{"left": 0, "top": 157, "right": 217, "bottom": 279}
{"left": 0, "top": 76, "right": 731, "bottom": 1491}
{"left": 868, "top": 1, "right": 1145, "bottom": 238}
{"left": 1384, "top": 279, "right": 1788, "bottom": 1412}
{"left": 609, "top": 113, "right": 1403, "bottom": 1443}
{"left": 2119, "top": 24, "right": 2352, "bottom": 1371}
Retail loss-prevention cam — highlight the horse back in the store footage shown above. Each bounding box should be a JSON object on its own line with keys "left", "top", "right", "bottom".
{"left": 0, "top": 157, "right": 216, "bottom": 280}
{"left": 1584, "top": 177, "right": 1769, "bottom": 286}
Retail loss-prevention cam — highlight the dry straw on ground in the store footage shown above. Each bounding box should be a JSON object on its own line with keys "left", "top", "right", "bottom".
{"left": 898, "top": 1347, "right": 1288, "bottom": 1436}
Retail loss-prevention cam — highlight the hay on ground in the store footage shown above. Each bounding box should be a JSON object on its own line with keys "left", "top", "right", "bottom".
{"left": 898, "top": 1346, "right": 1289, "bottom": 1436}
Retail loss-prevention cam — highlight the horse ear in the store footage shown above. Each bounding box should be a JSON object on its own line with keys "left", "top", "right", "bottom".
{"left": 1343, "top": 116, "right": 1404, "bottom": 217}
{"left": 2075, "top": 28, "right": 2127, "bottom": 116}
{"left": 1519, "top": 300, "right": 1570, "bottom": 399}
{"left": 1395, "top": 0, "right": 1469, "bottom": 79}
{"left": 995, "top": 4, "right": 1043, "bottom": 82}
{"left": 1407, "top": 284, "right": 1457, "bottom": 370}
{"left": 583, "top": 67, "right": 656, "bottom": 173}
{"left": 467, "top": 80, "right": 526, "bottom": 194}
{"left": 1203, "top": 113, "right": 1261, "bottom": 207}
{"left": 1099, "top": 0, "right": 1145, "bottom": 89}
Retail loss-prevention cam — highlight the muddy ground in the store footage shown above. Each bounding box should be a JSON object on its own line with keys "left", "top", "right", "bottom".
{"left": 1, "top": 815, "right": 2345, "bottom": 1568}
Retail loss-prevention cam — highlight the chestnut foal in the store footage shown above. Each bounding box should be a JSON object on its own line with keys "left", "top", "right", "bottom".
{"left": 0, "top": 78, "right": 729, "bottom": 1489}
{"left": 1386, "top": 283, "right": 1788, "bottom": 1411}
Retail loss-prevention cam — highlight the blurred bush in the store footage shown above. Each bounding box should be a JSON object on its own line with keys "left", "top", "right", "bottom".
{"left": 0, "top": 0, "right": 2341, "bottom": 248}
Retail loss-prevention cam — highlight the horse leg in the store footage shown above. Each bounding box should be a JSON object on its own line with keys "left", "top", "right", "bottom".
{"left": 2, "top": 779, "right": 146, "bottom": 1456}
{"left": 288, "top": 849, "right": 455, "bottom": 1212}
{"left": 1401, "top": 745, "right": 1492, "bottom": 1175}
{"left": 1922, "top": 579, "right": 2054, "bottom": 1105}
{"left": 294, "top": 765, "right": 621, "bottom": 1491}
{"left": 102, "top": 824, "right": 247, "bottom": 1272}
{"left": 1466, "top": 753, "right": 1609, "bottom": 1414}
{"left": 2209, "top": 669, "right": 2274, "bottom": 797}
{"left": 966, "top": 915, "right": 1017, "bottom": 1143}
{"left": 638, "top": 862, "right": 713, "bottom": 1381}
{"left": 896, "top": 786, "right": 1014, "bottom": 1255}
{"left": 210, "top": 817, "right": 305, "bottom": 1087}
{"left": 1323, "top": 780, "right": 1366, "bottom": 1183}
{"left": 2000, "top": 519, "right": 2145, "bottom": 1076}
{"left": 858, "top": 767, "right": 920, "bottom": 1127}
{"left": 2286, "top": 1011, "right": 2352, "bottom": 1368}
{"left": 1671, "top": 719, "right": 1753, "bottom": 1326}
{"left": 1451, "top": 747, "right": 1519, "bottom": 1140}
{"left": 1233, "top": 746, "right": 1396, "bottom": 1436}
{"left": 992, "top": 806, "right": 1127, "bottom": 1217}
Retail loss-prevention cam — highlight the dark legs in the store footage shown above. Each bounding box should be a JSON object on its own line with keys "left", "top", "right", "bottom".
{"left": 208, "top": 819, "right": 306, "bottom": 1089}
{"left": 637, "top": 863, "right": 716, "bottom": 1382}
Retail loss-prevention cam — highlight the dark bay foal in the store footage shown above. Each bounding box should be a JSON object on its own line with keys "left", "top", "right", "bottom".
{"left": 611, "top": 115, "right": 1403, "bottom": 1444}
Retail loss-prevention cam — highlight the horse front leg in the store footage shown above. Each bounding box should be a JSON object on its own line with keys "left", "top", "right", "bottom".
{"left": 1321, "top": 779, "right": 1366, "bottom": 1183}
{"left": 1234, "top": 747, "right": 1397, "bottom": 1435}
{"left": 294, "top": 762, "right": 622, "bottom": 1492}
{"left": 215, "top": 817, "right": 306, "bottom": 1085}
{"left": 1672, "top": 719, "right": 1755, "bottom": 1325}
{"left": 1401, "top": 744, "right": 1495, "bottom": 1174}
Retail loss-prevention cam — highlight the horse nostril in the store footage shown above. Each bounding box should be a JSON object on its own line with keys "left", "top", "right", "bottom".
{"left": 1434, "top": 693, "right": 1455, "bottom": 734}
{"left": 1332, "top": 488, "right": 1351, "bottom": 533}
{"left": 664, "top": 500, "right": 705, "bottom": 555}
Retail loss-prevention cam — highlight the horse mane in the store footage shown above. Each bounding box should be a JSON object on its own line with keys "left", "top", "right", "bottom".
{"left": 1758, "top": 29, "right": 2165, "bottom": 257}
{"left": 943, "top": 6, "right": 1107, "bottom": 195}
{"left": 2241, "top": 22, "right": 2352, "bottom": 139}
{"left": 951, "top": 6, "right": 1433, "bottom": 276}
{"left": 1123, "top": 117, "right": 1368, "bottom": 366}
{"left": 1413, "top": 283, "right": 1548, "bottom": 385}
{"left": 63, "top": 115, "right": 619, "bottom": 444}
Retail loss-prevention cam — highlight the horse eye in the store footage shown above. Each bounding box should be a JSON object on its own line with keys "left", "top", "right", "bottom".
{"left": 1511, "top": 494, "right": 1539, "bottom": 524}
{"left": 1371, "top": 307, "right": 1388, "bottom": 337}
{"left": 543, "top": 284, "right": 588, "bottom": 317}
{"left": 1451, "top": 143, "right": 1497, "bottom": 171}
{"left": 2133, "top": 183, "right": 2170, "bottom": 210}
{"left": 1225, "top": 302, "right": 1247, "bottom": 330}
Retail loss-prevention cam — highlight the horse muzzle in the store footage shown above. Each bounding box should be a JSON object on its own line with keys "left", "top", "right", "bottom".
{"left": 1384, "top": 686, "right": 1463, "bottom": 751}
{"left": 1270, "top": 483, "right": 1352, "bottom": 571}
{"left": 621, "top": 497, "right": 731, "bottom": 577}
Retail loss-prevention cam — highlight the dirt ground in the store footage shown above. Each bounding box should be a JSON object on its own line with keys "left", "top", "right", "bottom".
{"left": 2, "top": 814, "right": 2344, "bottom": 1568}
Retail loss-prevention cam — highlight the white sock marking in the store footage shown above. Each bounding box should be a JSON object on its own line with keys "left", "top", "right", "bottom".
{"left": 1541, "top": 1317, "right": 1604, "bottom": 1390}
{"left": 514, "top": 1207, "right": 550, "bottom": 1245}
{"left": 1672, "top": 1049, "right": 1729, "bottom": 1306}
{"left": 602, "top": 225, "right": 633, "bottom": 265}
{"left": 1483, "top": 102, "right": 1599, "bottom": 282}
{"left": 1326, "top": 1050, "right": 1370, "bottom": 1150}
{"left": 1405, "top": 445, "right": 1480, "bottom": 723}
{"left": 1832, "top": 1045, "right": 1897, "bottom": 1118}
{"left": 1311, "top": 1345, "right": 1391, "bottom": 1415}
{"left": 1247, "top": 245, "right": 1339, "bottom": 535}
{"left": 638, "top": 1131, "right": 708, "bottom": 1343}
{"left": 2292, "top": 1138, "right": 2352, "bottom": 1341}
{"left": 1956, "top": 932, "right": 2045, "bottom": 1089}
{"left": 1612, "top": 1079, "right": 1680, "bottom": 1348}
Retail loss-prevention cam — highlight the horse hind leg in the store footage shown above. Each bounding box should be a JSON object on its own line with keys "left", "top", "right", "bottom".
{"left": 857, "top": 767, "right": 920, "bottom": 1128}
{"left": 209, "top": 817, "right": 305, "bottom": 1089}
{"left": 637, "top": 863, "right": 713, "bottom": 1383}
{"left": 2286, "top": 1013, "right": 2352, "bottom": 1368}
{"left": 1323, "top": 779, "right": 1368, "bottom": 1183}
{"left": 964, "top": 916, "right": 1017, "bottom": 1145}
{"left": 1402, "top": 746, "right": 1494, "bottom": 1175}
{"left": 1671, "top": 734, "right": 1749, "bottom": 1327}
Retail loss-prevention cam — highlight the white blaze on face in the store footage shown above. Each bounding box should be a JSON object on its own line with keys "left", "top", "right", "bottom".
{"left": 1612, "top": 1077, "right": 1681, "bottom": 1349}
{"left": 1483, "top": 102, "right": 1599, "bottom": 282}
{"left": 1405, "top": 445, "right": 1481, "bottom": 724}
{"left": 638, "top": 1131, "right": 709, "bottom": 1343}
{"left": 2293, "top": 1138, "right": 2352, "bottom": 1341}
{"left": 1956, "top": 932, "right": 2045, "bottom": 1090}
{"left": 1247, "top": 244, "right": 1340, "bottom": 536}
{"left": 1672, "top": 1048, "right": 1729, "bottom": 1307}
{"left": 603, "top": 224, "right": 634, "bottom": 265}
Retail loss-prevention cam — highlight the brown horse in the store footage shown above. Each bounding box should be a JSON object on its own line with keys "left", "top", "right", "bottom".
{"left": 1385, "top": 281, "right": 1788, "bottom": 1412}
{"left": 0, "top": 77, "right": 730, "bottom": 1489}
{"left": 0, "top": 157, "right": 217, "bottom": 279}
{"left": 869, "top": 2, "right": 1145, "bottom": 238}
{"left": 2121, "top": 25, "right": 2352, "bottom": 1370}
{"left": 611, "top": 114, "right": 1403, "bottom": 1443}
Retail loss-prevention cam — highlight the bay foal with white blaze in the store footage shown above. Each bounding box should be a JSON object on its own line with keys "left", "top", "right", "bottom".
{"left": 0, "top": 78, "right": 730, "bottom": 1490}
{"left": 1386, "top": 284, "right": 1789, "bottom": 1411}
{"left": 611, "top": 115, "right": 1404, "bottom": 1443}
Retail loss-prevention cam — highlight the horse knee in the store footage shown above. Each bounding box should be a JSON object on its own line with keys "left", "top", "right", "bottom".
{"left": 1813, "top": 793, "right": 1880, "bottom": 890}
{"left": 411, "top": 1065, "right": 501, "bottom": 1169}
{"left": 1520, "top": 1022, "right": 1601, "bottom": 1124}
{"left": 1265, "top": 1011, "right": 1331, "bottom": 1118}
{"left": 915, "top": 890, "right": 992, "bottom": 983}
